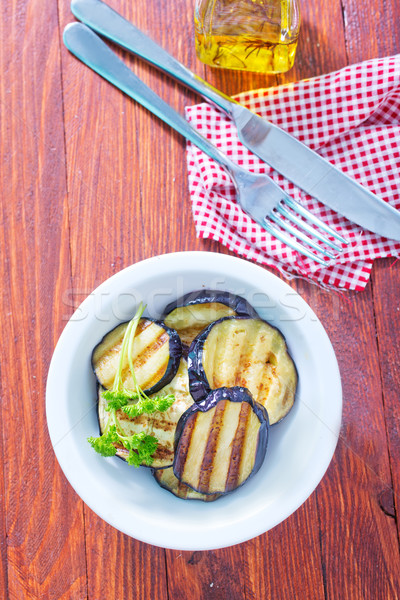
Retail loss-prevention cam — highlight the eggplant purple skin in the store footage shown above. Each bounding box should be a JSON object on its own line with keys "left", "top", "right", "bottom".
{"left": 91, "top": 317, "right": 182, "bottom": 396}
{"left": 162, "top": 289, "right": 260, "bottom": 320}
{"left": 187, "top": 316, "right": 244, "bottom": 403}
{"left": 145, "top": 319, "right": 182, "bottom": 394}
{"left": 173, "top": 386, "right": 269, "bottom": 494}
{"left": 187, "top": 316, "right": 298, "bottom": 425}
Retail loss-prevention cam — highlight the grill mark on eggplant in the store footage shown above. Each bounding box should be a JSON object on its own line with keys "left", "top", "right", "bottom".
{"left": 243, "top": 333, "right": 275, "bottom": 403}
{"left": 179, "top": 324, "right": 209, "bottom": 346}
{"left": 96, "top": 342, "right": 122, "bottom": 374}
{"left": 123, "top": 327, "right": 170, "bottom": 390}
{"left": 234, "top": 325, "right": 270, "bottom": 392}
{"left": 132, "top": 328, "right": 169, "bottom": 369}
{"left": 93, "top": 325, "right": 127, "bottom": 389}
{"left": 225, "top": 402, "right": 251, "bottom": 492}
{"left": 152, "top": 443, "right": 174, "bottom": 463}
{"left": 233, "top": 327, "right": 257, "bottom": 387}
{"left": 93, "top": 323, "right": 126, "bottom": 364}
{"left": 117, "top": 411, "right": 148, "bottom": 425}
{"left": 203, "top": 327, "right": 219, "bottom": 389}
{"left": 211, "top": 321, "right": 234, "bottom": 387}
{"left": 218, "top": 320, "right": 241, "bottom": 387}
{"left": 226, "top": 322, "right": 248, "bottom": 388}
{"left": 136, "top": 318, "right": 153, "bottom": 334}
{"left": 152, "top": 418, "right": 178, "bottom": 433}
{"left": 255, "top": 363, "right": 276, "bottom": 405}
{"left": 198, "top": 400, "right": 227, "bottom": 491}
{"left": 173, "top": 413, "right": 197, "bottom": 480}
{"left": 177, "top": 479, "right": 188, "bottom": 497}
{"left": 204, "top": 320, "right": 246, "bottom": 388}
{"left": 131, "top": 331, "right": 169, "bottom": 365}
{"left": 118, "top": 409, "right": 180, "bottom": 436}
{"left": 238, "top": 409, "right": 262, "bottom": 484}
{"left": 207, "top": 401, "right": 242, "bottom": 493}
{"left": 136, "top": 361, "right": 169, "bottom": 392}
{"left": 153, "top": 467, "right": 221, "bottom": 501}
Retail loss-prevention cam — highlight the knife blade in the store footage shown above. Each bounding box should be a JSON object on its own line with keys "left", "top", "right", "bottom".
{"left": 71, "top": 0, "right": 400, "bottom": 242}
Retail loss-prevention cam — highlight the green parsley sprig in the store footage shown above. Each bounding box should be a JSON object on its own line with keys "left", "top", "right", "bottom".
{"left": 87, "top": 416, "right": 158, "bottom": 466}
{"left": 121, "top": 393, "right": 175, "bottom": 418}
{"left": 88, "top": 303, "right": 176, "bottom": 467}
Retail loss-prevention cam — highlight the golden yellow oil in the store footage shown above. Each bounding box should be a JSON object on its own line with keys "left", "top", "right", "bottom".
{"left": 194, "top": 0, "right": 300, "bottom": 73}
{"left": 195, "top": 32, "right": 298, "bottom": 73}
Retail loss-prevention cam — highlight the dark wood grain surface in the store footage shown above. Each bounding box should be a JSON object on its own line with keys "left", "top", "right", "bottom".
{"left": 1, "top": 0, "right": 399, "bottom": 598}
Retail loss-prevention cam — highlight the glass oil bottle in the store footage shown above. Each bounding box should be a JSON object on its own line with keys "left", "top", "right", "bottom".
{"left": 194, "top": 0, "right": 300, "bottom": 73}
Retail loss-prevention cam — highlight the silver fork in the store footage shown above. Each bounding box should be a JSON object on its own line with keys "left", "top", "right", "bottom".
{"left": 64, "top": 23, "right": 348, "bottom": 265}
{"left": 217, "top": 165, "right": 346, "bottom": 263}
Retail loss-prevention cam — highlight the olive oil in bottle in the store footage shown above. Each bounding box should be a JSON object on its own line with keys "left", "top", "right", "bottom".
{"left": 194, "top": 0, "right": 300, "bottom": 73}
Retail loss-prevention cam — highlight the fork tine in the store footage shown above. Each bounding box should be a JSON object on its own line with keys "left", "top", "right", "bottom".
{"left": 283, "top": 196, "right": 349, "bottom": 245}
{"left": 276, "top": 203, "right": 343, "bottom": 252}
{"left": 261, "top": 220, "right": 329, "bottom": 265}
{"left": 268, "top": 213, "right": 337, "bottom": 259}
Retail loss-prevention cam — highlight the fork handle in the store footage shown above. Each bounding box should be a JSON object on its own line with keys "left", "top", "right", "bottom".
{"left": 71, "top": 0, "right": 237, "bottom": 118}
{"left": 64, "top": 23, "right": 237, "bottom": 176}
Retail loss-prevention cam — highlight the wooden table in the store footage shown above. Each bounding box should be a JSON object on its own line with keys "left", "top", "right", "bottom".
{"left": 1, "top": 0, "right": 400, "bottom": 598}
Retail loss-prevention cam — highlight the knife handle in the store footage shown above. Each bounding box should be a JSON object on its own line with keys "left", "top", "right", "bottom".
{"left": 71, "top": 0, "right": 237, "bottom": 118}
{"left": 63, "top": 23, "right": 237, "bottom": 175}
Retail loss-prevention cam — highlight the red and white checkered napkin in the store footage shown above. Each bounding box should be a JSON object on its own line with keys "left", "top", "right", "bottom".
{"left": 185, "top": 55, "right": 400, "bottom": 291}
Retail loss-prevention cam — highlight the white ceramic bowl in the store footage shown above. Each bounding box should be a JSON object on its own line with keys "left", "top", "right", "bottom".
{"left": 46, "top": 252, "right": 342, "bottom": 550}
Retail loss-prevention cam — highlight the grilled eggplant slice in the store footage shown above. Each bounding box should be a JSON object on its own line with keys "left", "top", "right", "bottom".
{"left": 153, "top": 467, "right": 221, "bottom": 502}
{"left": 163, "top": 289, "right": 259, "bottom": 347}
{"left": 173, "top": 387, "right": 268, "bottom": 495}
{"left": 188, "top": 317, "right": 297, "bottom": 425}
{"left": 98, "top": 358, "right": 194, "bottom": 469}
{"left": 92, "top": 318, "right": 182, "bottom": 395}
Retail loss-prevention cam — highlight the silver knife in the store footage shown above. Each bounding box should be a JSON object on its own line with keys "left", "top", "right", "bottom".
{"left": 70, "top": 0, "right": 400, "bottom": 242}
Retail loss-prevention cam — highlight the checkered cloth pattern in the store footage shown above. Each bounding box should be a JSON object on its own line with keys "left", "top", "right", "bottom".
{"left": 185, "top": 54, "right": 400, "bottom": 290}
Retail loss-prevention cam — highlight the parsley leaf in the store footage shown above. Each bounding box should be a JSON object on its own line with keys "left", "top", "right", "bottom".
{"left": 87, "top": 433, "right": 117, "bottom": 457}
{"left": 102, "top": 390, "right": 140, "bottom": 411}
{"left": 125, "top": 433, "right": 159, "bottom": 466}
{"left": 122, "top": 394, "right": 175, "bottom": 418}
